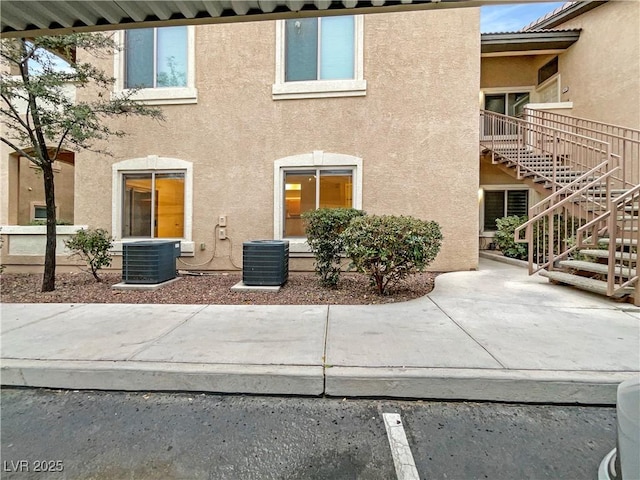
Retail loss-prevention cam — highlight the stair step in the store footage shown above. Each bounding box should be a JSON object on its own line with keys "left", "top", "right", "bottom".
{"left": 599, "top": 237, "right": 638, "bottom": 246}
{"left": 539, "top": 270, "right": 633, "bottom": 297}
{"left": 580, "top": 249, "right": 638, "bottom": 262}
{"left": 521, "top": 168, "right": 572, "bottom": 175}
{"left": 559, "top": 260, "right": 637, "bottom": 277}
{"left": 587, "top": 189, "right": 630, "bottom": 197}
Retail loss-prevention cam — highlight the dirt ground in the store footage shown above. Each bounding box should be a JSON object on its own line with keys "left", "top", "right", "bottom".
{"left": 0, "top": 271, "right": 438, "bottom": 305}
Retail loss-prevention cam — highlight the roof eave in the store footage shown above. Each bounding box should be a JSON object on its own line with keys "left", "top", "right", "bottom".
{"left": 481, "top": 30, "right": 581, "bottom": 54}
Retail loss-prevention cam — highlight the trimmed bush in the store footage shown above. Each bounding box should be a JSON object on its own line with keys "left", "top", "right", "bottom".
{"left": 494, "top": 215, "right": 528, "bottom": 260}
{"left": 302, "top": 208, "right": 366, "bottom": 287}
{"left": 342, "top": 215, "right": 443, "bottom": 295}
{"left": 495, "top": 214, "right": 585, "bottom": 262}
{"left": 64, "top": 228, "right": 113, "bottom": 282}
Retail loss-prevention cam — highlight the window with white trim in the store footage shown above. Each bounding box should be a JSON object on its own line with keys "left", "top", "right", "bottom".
{"left": 273, "top": 16, "right": 366, "bottom": 100}
{"left": 122, "top": 171, "right": 185, "bottom": 238}
{"left": 482, "top": 188, "right": 529, "bottom": 232}
{"left": 274, "top": 151, "right": 362, "bottom": 251}
{"left": 283, "top": 169, "right": 354, "bottom": 237}
{"left": 125, "top": 27, "right": 187, "bottom": 89}
{"left": 112, "top": 156, "right": 194, "bottom": 254}
{"left": 114, "top": 26, "right": 197, "bottom": 105}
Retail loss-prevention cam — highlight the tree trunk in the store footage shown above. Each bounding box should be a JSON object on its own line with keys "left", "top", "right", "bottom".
{"left": 41, "top": 161, "right": 56, "bottom": 292}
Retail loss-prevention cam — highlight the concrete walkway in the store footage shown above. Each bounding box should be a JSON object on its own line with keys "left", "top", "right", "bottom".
{"left": 1, "top": 258, "right": 638, "bottom": 404}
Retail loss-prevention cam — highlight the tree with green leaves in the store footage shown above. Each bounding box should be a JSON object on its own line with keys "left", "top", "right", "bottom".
{"left": 1, "top": 33, "right": 163, "bottom": 292}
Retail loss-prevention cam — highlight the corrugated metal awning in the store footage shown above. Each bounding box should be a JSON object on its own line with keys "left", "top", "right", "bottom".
{"left": 1, "top": 0, "right": 532, "bottom": 38}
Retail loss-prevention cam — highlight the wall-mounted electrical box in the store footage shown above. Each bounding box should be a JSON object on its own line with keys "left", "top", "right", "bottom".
{"left": 219, "top": 215, "right": 227, "bottom": 227}
{"left": 218, "top": 228, "right": 227, "bottom": 240}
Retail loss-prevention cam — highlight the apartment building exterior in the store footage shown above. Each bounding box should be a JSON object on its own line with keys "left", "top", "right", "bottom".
{"left": 1, "top": 0, "right": 638, "bottom": 277}
{"left": 2, "top": 7, "right": 481, "bottom": 273}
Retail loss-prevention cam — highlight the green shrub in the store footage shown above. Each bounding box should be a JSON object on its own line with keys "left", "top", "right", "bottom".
{"left": 495, "top": 214, "right": 585, "bottom": 262}
{"left": 494, "top": 215, "right": 528, "bottom": 260}
{"left": 64, "top": 228, "right": 113, "bottom": 282}
{"left": 342, "top": 215, "right": 442, "bottom": 295}
{"left": 302, "top": 208, "right": 366, "bottom": 287}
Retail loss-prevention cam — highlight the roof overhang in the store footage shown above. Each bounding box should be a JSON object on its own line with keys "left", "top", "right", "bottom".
{"left": 481, "top": 29, "right": 581, "bottom": 56}
{"left": 1, "top": 0, "right": 552, "bottom": 38}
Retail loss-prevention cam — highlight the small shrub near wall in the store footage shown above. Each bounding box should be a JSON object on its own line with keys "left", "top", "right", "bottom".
{"left": 64, "top": 228, "right": 113, "bottom": 282}
{"left": 494, "top": 215, "right": 528, "bottom": 260}
{"left": 494, "top": 214, "right": 584, "bottom": 262}
{"left": 302, "top": 208, "right": 366, "bottom": 287}
{"left": 342, "top": 215, "right": 443, "bottom": 295}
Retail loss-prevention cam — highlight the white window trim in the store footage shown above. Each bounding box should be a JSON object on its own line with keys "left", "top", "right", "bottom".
{"left": 480, "top": 86, "right": 535, "bottom": 109}
{"left": 113, "top": 27, "right": 197, "bottom": 105}
{"left": 274, "top": 151, "right": 363, "bottom": 253}
{"left": 480, "top": 86, "right": 535, "bottom": 139}
{"left": 111, "top": 156, "right": 194, "bottom": 256}
{"left": 272, "top": 16, "right": 366, "bottom": 100}
{"left": 479, "top": 184, "right": 532, "bottom": 237}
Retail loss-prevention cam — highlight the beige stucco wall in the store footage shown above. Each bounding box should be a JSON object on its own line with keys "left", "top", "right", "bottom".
{"left": 7, "top": 9, "right": 480, "bottom": 273}
{"left": 481, "top": 55, "right": 553, "bottom": 90}
{"left": 16, "top": 157, "right": 74, "bottom": 225}
{"left": 555, "top": 1, "right": 640, "bottom": 128}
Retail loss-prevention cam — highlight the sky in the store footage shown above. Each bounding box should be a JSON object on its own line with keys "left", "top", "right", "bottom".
{"left": 480, "top": 2, "right": 566, "bottom": 33}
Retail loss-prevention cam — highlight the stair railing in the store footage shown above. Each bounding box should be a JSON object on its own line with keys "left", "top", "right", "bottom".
{"left": 514, "top": 160, "right": 617, "bottom": 275}
{"left": 577, "top": 184, "right": 640, "bottom": 296}
{"left": 523, "top": 108, "right": 640, "bottom": 188}
{"left": 606, "top": 185, "right": 640, "bottom": 295}
{"left": 480, "top": 110, "right": 623, "bottom": 192}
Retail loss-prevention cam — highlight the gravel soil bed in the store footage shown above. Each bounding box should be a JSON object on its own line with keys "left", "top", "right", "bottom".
{"left": 0, "top": 271, "right": 438, "bottom": 305}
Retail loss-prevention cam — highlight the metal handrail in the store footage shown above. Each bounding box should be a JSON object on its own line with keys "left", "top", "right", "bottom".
{"left": 480, "top": 109, "right": 619, "bottom": 192}
{"left": 523, "top": 108, "right": 640, "bottom": 188}
{"left": 524, "top": 108, "right": 640, "bottom": 137}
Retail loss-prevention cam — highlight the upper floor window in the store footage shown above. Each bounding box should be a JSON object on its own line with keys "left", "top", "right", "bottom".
{"left": 285, "top": 16, "right": 355, "bottom": 82}
{"left": 273, "top": 16, "right": 366, "bottom": 100}
{"left": 538, "top": 57, "right": 558, "bottom": 86}
{"left": 114, "top": 26, "right": 197, "bottom": 105}
{"left": 125, "top": 27, "right": 187, "bottom": 89}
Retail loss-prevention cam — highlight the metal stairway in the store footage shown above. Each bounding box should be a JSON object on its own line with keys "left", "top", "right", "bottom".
{"left": 480, "top": 108, "right": 640, "bottom": 304}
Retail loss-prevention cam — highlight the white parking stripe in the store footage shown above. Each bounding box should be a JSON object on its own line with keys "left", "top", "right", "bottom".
{"left": 382, "top": 412, "right": 421, "bottom": 480}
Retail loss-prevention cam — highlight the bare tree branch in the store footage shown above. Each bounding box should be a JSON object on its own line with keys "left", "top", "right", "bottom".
{"left": 0, "top": 137, "right": 39, "bottom": 165}
{"left": 1, "top": 92, "right": 34, "bottom": 136}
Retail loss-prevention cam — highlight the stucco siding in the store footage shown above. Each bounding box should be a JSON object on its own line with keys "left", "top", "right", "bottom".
{"left": 555, "top": 1, "right": 640, "bottom": 128}
{"left": 11, "top": 9, "right": 480, "bottom": 273}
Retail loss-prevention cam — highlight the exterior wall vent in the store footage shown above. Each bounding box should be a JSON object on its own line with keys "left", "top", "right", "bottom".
{"left": 242, "top": 240, "right": 289, "bottom": 286}
{"left": 122, "top": 240, "right": 180, "bottom": 284}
